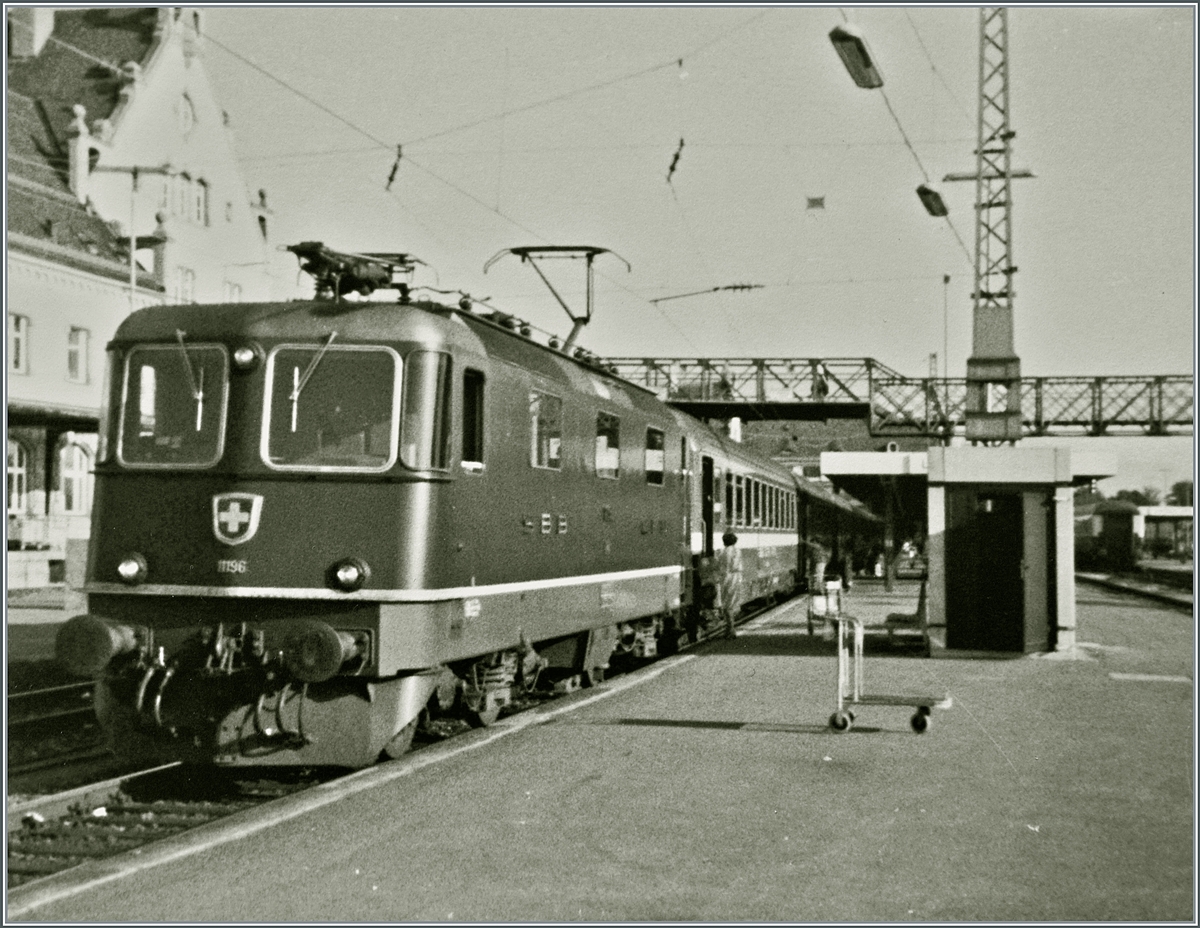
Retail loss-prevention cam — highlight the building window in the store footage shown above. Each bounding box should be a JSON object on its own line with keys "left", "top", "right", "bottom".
{"left": 174, "top": 267, "right": 196, "bottom": 304}
{"left": 179, "top": 93, "right": 196, "bottom": 135}
{"left": 7, "top": 440, "right": 27, "bottom": 514}
{"left": 194, "top": 179, "right": 209, "bottom": 225}
{"left": 529, "top": 390, "right": 562, "bottom": 470}
{"left": 176, "top": 173, "right": 190, "bottom": 218}
{"left": 645, "top": 427, "right": 665, "bottom": 486}
{"left": 222, "top": 281, "right": 243, "bottom": 303}
{"left": 595, "top": 412, "right": 620, "bottom": 479}
{"left": 59, "top": 443, "right": 92, "bottom": 514}
{"left": 67, "top": 326, "right": 89, "bottom": 383}
{"left": 8, "top": 314, "right": 29, "bottom": 374}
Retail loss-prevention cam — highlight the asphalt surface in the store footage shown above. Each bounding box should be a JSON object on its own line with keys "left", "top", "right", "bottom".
{"left": 7, "top": 581, "right": 1193, "bottom": 922}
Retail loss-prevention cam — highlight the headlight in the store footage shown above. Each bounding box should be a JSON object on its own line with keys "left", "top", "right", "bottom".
{"left": 328, "top": 557, "right": 370, "bottom": 592}
{"left": 231, "top": 342, "right": 263, "bottom": 372}
{"left": 117, "top": 553, "right": 148, "bottom": 585}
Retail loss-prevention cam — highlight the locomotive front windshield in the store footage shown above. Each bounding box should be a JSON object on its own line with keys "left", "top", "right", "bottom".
{"left": 117, "top": 343, "right": 228, "bottom": 467}
{"left": 264, "top": 344, "right": 401, "bottom": 471}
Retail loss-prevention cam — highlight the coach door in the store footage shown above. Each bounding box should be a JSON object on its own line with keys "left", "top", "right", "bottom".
{"left": 701, "top": 455, "right": 715, "bottom": 557}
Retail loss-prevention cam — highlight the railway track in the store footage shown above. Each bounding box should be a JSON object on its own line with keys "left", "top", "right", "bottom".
{"left": 8, "top": 683, "right": 105, "bottom": 776}
{"left": 6, "top": 601, "right": 779, "bottom": 892}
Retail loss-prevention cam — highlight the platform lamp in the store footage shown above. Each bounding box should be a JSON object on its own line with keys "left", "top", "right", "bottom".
{"left": 829, "top": 25, "right": 949, "bottom": 219}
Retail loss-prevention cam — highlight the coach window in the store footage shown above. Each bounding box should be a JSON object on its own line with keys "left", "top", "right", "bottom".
{"left": 734, "top": 475, "right": 744, "bottom": 527}
{"left": 595, "top": 412, "right": 620, "bottom": 478}
{"left": 645, "top": 427, "right": 665, "bottom": 485}
{"left": 462, "top": 369, "right": 484, "bottom": 467}
{"left": 530, "top": 390, "right": 562, "bottom": 469}
{"left": 725, "top": 473, "right": 734, "bottom": 527}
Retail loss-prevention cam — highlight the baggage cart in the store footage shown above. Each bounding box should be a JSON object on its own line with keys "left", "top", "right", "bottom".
{"left": 829, "top": 614, "right": 951, "bottom": 733}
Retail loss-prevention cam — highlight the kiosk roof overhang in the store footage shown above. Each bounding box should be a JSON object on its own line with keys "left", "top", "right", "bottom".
{"left": 820, "top": 448, "right": 1117, "bottom": 487}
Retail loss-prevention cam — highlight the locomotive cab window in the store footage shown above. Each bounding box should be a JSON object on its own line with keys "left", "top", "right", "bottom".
{"left": 118, "top": 343, "right": 228, "bottom": 468}
{"left": 645, "top": 427, "right": 665, "bottom": 485}
{"left": 595, "top": 412, "right": 620, "bottom": 479}
{"left": 263, "top": 344, "right": 401, "bottom": 472}
{"left": 530, "top": 390, "right": 562, "bottom": 470}
{"left": 401, "top": 350, "right": 451, "bottom": 470}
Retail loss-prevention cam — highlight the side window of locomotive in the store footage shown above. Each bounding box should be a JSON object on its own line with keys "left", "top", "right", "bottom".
{"left": 530, "top": 390, "right": 562, "bottom": 470}
{"left": 264, "top": 345, "right": 400, "bottom": 471}
{"left": 595, "top": 412, "right": 620, "bottom": 479}
{"left": 118, "top": 344, "right": 228, "bottom": 468}
{"left": 401, "top": 350, "right": 451, "bottom": 470}
{"left": 645, "top": 427, "right": 665, "bottom": 486}
{"left": 461, "top": 368, "right": 485, "bottom": 467}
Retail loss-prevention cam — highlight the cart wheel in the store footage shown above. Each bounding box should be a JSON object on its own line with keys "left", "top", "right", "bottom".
{"left": 917, "top": 705, "right": 932, "bottom": 717}
{"left": 847, "top": 710, "right": 856, "bottom": 722}
{"left": 830, "top": 711, "right": 853, "bottom": 732}
{"left": 910, "top": 712, "right": 929, "bottom": 734}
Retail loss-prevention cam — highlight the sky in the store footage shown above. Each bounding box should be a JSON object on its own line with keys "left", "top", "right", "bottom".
{"left": 202, "top": 5, "right": 1196, "bottom": 495}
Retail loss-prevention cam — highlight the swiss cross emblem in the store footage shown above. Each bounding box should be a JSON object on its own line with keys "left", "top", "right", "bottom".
{"left": 212, "top": 493, "right": 263, "bottom": 546}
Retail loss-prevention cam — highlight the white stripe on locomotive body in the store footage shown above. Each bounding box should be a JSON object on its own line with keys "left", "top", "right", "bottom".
{"left": 84, "top": 563, "right": 683, "bottom": 603}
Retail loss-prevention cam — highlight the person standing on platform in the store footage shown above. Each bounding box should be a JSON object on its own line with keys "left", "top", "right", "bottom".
{"left": 717, "top": 531, "right": 744, "bottom": 639}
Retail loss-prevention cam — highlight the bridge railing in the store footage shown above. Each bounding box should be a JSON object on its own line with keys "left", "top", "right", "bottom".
{"left": 607, "top": 358, "right": 1193, "bottom": 437}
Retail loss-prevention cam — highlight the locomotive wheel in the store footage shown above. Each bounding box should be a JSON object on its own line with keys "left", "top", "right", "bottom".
{"left": 582, "top": 666, "right": 606, "bottom": 687}
{"left": 381, "top": 717, "right": 418, "bottom": 759}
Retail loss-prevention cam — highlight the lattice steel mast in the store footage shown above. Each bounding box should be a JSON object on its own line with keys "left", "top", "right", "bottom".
{"left": 964, "top": 7, "right": 1022, "bottom": 442}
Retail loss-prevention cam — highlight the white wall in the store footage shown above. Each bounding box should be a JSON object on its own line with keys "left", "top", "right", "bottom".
{"left": 80, "top": 9, "right": 282, "bottom": 306}
{"left": 7, "top": 250, "right": 157, "bottom": 415}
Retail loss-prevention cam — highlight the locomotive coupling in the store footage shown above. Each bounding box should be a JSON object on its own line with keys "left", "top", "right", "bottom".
{"left": 282, "top": 620, "right": 367, "bottom": 683}
{"left": 56, "top": 614, "right": 141, "bottom": 677}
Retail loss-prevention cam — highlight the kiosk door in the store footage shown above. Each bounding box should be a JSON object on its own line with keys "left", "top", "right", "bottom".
{"left": 946, "top": 488, "right": 1025, "bottom": 651}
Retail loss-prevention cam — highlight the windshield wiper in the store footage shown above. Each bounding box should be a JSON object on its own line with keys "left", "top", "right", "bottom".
{"left": 289, "top": 331, "right": 337, "bottom": 432}
{"left": 175, "top": 329, "right": 204, "bottom": 431}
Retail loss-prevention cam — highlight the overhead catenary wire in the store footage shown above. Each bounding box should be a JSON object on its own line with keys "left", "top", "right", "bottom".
{"left": 201, "top": 28, "right": 744, "bottom": 353}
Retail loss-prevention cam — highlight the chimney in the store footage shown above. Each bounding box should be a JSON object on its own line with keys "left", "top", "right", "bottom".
{"left": 151, "top": 212, "right": 170, "bottom": 288}
{"left": 8, "top": 8, "right": 55, "bottom": 58}
{"left": 67, "top": 105, "right": 90, "bottom": 205}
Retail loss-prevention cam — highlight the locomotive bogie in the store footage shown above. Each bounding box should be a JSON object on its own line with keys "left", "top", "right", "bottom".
{"left": 95, "top": 669, "right": 443, "bottom": 768}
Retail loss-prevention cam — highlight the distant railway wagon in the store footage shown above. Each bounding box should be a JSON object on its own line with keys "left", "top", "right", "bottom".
{"left": 57, "top": 244, "right": 853, "bottom": 768}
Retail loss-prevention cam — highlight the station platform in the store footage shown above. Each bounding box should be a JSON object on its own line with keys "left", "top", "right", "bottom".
{"left": 8, "top": 582, "right": 1193, "bottom": 922}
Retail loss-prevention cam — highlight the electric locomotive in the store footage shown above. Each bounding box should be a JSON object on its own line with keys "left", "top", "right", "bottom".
{"left": 57, "top": 244, "right": 800, "bottom": 768}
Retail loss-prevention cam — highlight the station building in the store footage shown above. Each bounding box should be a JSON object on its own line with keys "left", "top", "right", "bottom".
{"left": 7, "top": 7, "right": 280, "bottom": 586}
